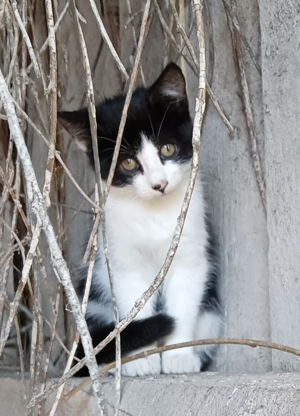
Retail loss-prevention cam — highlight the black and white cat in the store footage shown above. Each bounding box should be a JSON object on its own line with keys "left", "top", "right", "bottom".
{"left": 58, "top": 63, "right": 222, "bottom": 377}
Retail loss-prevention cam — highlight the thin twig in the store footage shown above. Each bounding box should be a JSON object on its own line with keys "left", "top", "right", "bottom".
{"left": 125, "top": 0, "right": 146, "bottom": 87}
{"left": 154, "top": 0, "right": 196, "bottom": 77}
{"left": 105, "top": 0, "right": 152, "bottom": 194}
{"left": 0, "top": 0, "right": 8, "bottom": 29}
{"left": 0, "top": 221, "right": 42, "bottom": 356}
{"left": 101, "top": 211, "right": 121, "bottom": 416}
{"left": 222, "top": 1, "right": 261, "bottom": 75}
{"left": 101, "top": 5, "right": 155, "bottom": 406}
{"left": 10, "top": 0, "right": 41, "bottom": 78}
{"left": 205, "top": 82, "right": 235, "bottom": 135}
{"left": 48, "top": 230, "right": 97, "bottom": 416}
{"left": 39, "top": 293, "right": 60, "bottom": 416}
{"left": 42, "top": 0, "right": 57, "bottom": 208}
{"left": 0, "top": 217, "right": 26, "bottom": 264}
{"left": 13, "top": 98, "right": 101, "bottom": 212}
{"left": 167, "top": 0, "right": 234, "bottom": 134}
{"left": 13, "top": 314, "right": 27, "bottom": 405}
{"left": 69, "top": 0, "right": 103, "bottom": 209}
{"left": 5, "top": 2, "right": 19, "bottom": 86}
{"left": 70, "top": 2, "right": 124, "bottom": 411}
{"left": 88, "top": 0, "right": 129, "bottom": 81}
{"left": 0, "top": 238, "right": 29, "bottom": 270}
{"left": 26, "top": 2, "right": 69, "bottom": 74}
{"left": 170, "top": 0, "right": 199, "bottom": 72}
{"left": 224, "top": 3, "right": 266, "bottom": 212}
{"left": 0, "top": 163, "right": 31, "bottom": 232}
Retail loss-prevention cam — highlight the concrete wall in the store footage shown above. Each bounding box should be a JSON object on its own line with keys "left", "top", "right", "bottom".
{"left": 2, "top": 373, "right": 300, "bottom": 416}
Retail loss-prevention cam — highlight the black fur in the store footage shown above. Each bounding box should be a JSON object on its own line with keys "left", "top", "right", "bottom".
{"left": 75, "top": 314, "right": 174, "bottom": 377}
{"left": 202, "top": 217, "right": 221, "bottom": 313}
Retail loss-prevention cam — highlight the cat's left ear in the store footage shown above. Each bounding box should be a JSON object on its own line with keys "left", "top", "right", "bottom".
{"left": 57, "top": 109, "right": 90, "bottom": 152}
{"left": 148, "top": 63, "right": 188, "bottom": 105}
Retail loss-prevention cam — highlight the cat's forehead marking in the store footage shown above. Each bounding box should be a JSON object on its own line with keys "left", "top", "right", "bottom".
{"left": 137, "top": 133, "right": 159, "bottom": 166}
{"left": 137, "top": 133, "right": 167, "bottom": 183}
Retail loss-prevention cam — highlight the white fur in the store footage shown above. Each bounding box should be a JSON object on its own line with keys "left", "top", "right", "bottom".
{"left": 86, "top": 135, "right": 221, "bottom": 375}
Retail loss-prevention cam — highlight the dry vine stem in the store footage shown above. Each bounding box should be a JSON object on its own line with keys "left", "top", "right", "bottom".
{"left": 0, "top": 69, "right": 105, "bottom": 414}
{"left": 27, "top": 0, "right": 207, "bottom": 408}
{"left": 88, "top": 0, "right": 129, "bottom": 81}
{"left": 169, "top": 0, "right": 234, "bottom": 134}
{"left": 69, "top": 1, "right": 123, "bottom": 413}
{"left": 105, "top": 0, "right": 152, "bottom": 195}
{"left": 224, "top": 0, "right": 266, "bottom": 212}
{"left": 12, "top": 98, "right": 101, "bottom": 212}
{"left": 10, "top": 0, "right": 41, "bottom": 78}
{"left": 47, "top": 7, "right": 89, "bottom": 416}
{"left": 70, "top": 0, "right": 152, "bottom": 413}
{"left": 42, "top": 0, "right": 58, "bottom": 208}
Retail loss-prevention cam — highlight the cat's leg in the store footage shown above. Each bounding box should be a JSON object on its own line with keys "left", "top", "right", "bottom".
{"left": 161, "top": 264, "right": 207, "bottom": 374}
{"left": 194, "top": 309, "right": 223, "bottom": 369}
{"left": 114, "top": 274, "right": 161, "bottom": 376}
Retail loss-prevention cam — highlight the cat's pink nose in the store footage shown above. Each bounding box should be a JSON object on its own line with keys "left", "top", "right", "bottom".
{"left": 152, "top": 180, "right": 168, "bottom": 193}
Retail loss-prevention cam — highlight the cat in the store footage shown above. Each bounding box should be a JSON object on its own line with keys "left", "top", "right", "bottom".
{"left": 58, "top": 63, "right": 222, "bottom": 377}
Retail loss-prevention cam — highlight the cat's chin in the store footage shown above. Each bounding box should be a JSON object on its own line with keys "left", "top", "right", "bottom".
{"left": 139, "top": 190, "right": 171, "bottom": 201}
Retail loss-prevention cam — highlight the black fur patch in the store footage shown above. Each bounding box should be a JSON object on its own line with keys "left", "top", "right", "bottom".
{"left": 74, "top": 314, "right": 174, "bottom": 377}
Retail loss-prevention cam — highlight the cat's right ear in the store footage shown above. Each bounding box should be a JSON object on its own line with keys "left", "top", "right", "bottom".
{"left": 57, "top": 109, "right": 90, "bottom": 152}
{"left": 148, "top": 63, "right": 188, "bottom": 106}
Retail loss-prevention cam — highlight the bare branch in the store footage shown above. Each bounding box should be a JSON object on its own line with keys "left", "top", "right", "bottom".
{"left": 224, "top": 2, "right": 266, "bottom": 212}
{"left": 13, "top": 99, "right": 101, "bottom": 212}
{"left": 0, "top": 221, "right": 42, "bottom": 356}
{"left": 10, "top": 0, "right": 41, "bottom": 78}
{"left": 5, "top": 3, "right": 19, "bottom": 86}
{"left": 0, "top": 163, "right": 31, "bottom": 232}
{"left": 0, "top": 217, "right": 26, "bottom": 264}
{"left": 88, "top": 0, "right": 129, "bottom": 81}
{"left": 167, "top": 0, "right": 235, "bottom": 134}
{"left": 42, "top": 0, "right": 58, "bottom": 208}
{"left": 26, "top": 2, "right": 69, "bottom": 74}
{"left": 105, "top": 0, "right": 152, "bottom": 194}
{"left": 48, "top": 231, "right": 97, "bottom": 416}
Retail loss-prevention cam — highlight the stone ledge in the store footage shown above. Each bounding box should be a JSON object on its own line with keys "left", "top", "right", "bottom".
{"left": 1, "top": 372, "right": 300, "bottom": 415}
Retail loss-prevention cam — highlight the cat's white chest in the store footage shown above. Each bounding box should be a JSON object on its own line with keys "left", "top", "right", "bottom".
{"left": 105, "top": 196, "right": 180, "bottom": 274}
{"left": 99, "top": 181, "right": 205, "bottom": 283}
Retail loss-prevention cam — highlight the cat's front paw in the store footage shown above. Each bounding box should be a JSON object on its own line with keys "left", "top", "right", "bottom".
{"left": 161, "top": 349, "right": 201, "bottom": 374}
{"left": 121, "top": 354, "right": 161, "bottom": 377}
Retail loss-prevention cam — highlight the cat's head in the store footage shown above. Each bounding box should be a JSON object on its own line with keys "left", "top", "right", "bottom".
{"left": 58, "top": 63, "right": 193, "bottom": 201}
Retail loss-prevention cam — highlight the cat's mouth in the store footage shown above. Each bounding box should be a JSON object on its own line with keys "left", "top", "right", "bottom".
{"left": 150, "top": 187, "right": 171, "bottom": 199}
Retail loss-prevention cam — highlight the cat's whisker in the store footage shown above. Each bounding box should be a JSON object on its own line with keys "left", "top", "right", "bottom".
{"left": 157, "top": 104, "right": 171, "bottom": 138}
{"left": 99, "top": 147, "right": 115, "bottom": 153}
{"left": 99, "top": 147, "right": 127, "bottom": 155}
{"left": 146, "top": 107, "right": 155, "bottom": 136}
{"left": 101, "top": 155, "right": 116, "bottom": 164}
{"left": 121, "top": 137, "right": 134, "bottom": 154}
{"left": 98, "top": 136, "right": 128, "bottom": 152}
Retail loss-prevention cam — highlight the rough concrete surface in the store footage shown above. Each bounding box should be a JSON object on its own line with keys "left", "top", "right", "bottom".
{"left": 1, "top": 373, "right": 300, "bottom": 416}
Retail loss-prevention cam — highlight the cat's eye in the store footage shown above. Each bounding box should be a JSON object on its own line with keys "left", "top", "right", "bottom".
{"left": 160, "top": 143, "right": 176, "bottom": 158}
{"left": 121, "top": 158, "right": 139, "bottom": 171}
